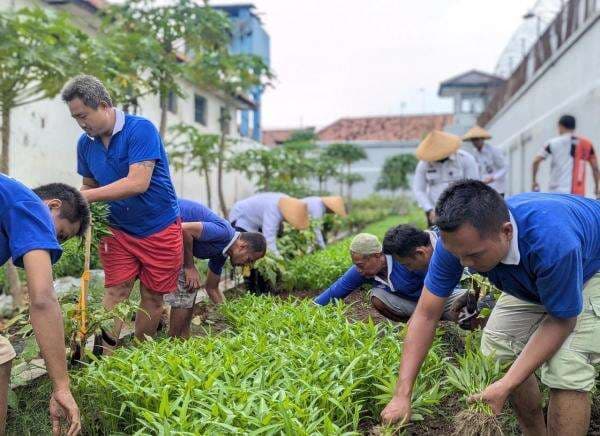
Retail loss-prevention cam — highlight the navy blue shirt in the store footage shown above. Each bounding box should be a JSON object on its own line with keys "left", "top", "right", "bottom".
{"left": 77, "top": 112, "right": 179, "bottom": 237}
{"left": 426, "top": 193, "right": 600, "bottom": 318}
{"left": 0, "top": 175, "right": 62, "bottom": 268}
{"left": 178, "top": 199, "right": 237, "bottom": 275}
{"left": 314, "top": 256, "right": 426, "bottom": 305}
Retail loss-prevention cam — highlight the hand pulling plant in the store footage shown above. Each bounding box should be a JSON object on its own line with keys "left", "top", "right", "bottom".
{"left": 445, "top": 332, "right": 506, "bottom": 436}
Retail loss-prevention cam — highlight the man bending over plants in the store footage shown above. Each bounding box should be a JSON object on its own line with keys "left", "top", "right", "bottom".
{"left": 381, "top": 180, "right": 600, "bottom": 435}
{"left": 62, "top": 75, "right": 182, "bottom": 353}
{"left": 0, "top": 176, "right": 89, "bottom": 435}
{"left": 314, "top": 233, "right": 465, "bottom": 322}
{"left": 166, "top": 199, "right": 267, "bottom": 338}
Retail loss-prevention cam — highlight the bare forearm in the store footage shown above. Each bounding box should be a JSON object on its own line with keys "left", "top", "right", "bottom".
{"left": 206, "top": 271, "right": 224, "bottom": 304}
{"left": 502, "top": 315, "right": 575, "bottom": 391}
{"left": 29, "top": 295, "right": 70, "bottom": 391}
{"left": 183, "top": 232, "right": 195, "bottom": 268}
{"left": 82, "top": 177, "right": 146, "bottom": 203}
{"left": 532, "top": 159, "right": 542, "bottom": 183}
{"left": 394, "top": 311, "right": 438, "bottom": 398}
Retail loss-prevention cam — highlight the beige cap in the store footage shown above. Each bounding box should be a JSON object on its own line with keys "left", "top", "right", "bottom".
{"left": 463, "top": 125, "right": 492, "bottom": 141}
{"left": 278, "top": 197, "right": 310, "bottom": 230}
{"left": 350, "top": 233, "right": 382, "bottom": 255}
{"left": 415, "top": 130, "right": 462, "bottom": 162}
{"left": 321, "top": 196, "right": 347, "bottom": 217}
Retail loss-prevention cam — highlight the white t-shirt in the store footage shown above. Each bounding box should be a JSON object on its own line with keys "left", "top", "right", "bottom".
{"left": 536, "top": 134, "right": 593, "bottom": 193}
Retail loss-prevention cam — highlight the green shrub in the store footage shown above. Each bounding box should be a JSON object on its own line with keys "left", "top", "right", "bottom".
{"left": 73, "top": 295, "right": 447, "bottom": 434}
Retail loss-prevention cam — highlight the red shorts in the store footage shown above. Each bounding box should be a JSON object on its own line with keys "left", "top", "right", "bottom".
{"left": 99, "top": 221, "right": 183, "bottom": 293}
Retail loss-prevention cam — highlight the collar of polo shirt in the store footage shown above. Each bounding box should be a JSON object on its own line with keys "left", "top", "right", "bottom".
{"left": 222, "top": 232, "right": 241, "bottom": 256}
{"left": 501, "top": 211, "right": 520, "bottom": 265}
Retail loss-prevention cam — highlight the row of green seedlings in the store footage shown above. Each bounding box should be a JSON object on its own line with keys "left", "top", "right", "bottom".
{"left": 256, "top": 211, "right": 426, "bottom": 294}
{"left": 72, "top": 295, "right": 448, "bottom": 435}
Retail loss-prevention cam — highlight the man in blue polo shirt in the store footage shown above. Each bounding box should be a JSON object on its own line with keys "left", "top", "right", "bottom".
{"left": 0, "top": 176, "right": 90, "bottom": 435}
{"left": 381, "top": 180, "right": 600, "bottom": 435}
{"left": 62, "top": 75, "right": 182, "bottom": 352}
{"left": 166, "top": 199, "right": 266, "bottom": 337}
{"left": 314, "top": 233, "right": 464, "bottom": 322}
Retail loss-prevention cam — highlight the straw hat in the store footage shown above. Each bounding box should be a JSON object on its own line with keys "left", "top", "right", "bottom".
{"left": 463, "top": 125, "right": 492, "bottom": 141}
{"left": 415, "top": 130, "right": 461, "bottom": 162}
{"left": 278, "top": 197, "right": 309, "bottom": 230}
{"left": 321, "top": 196, "right": 347, "bottom": 217}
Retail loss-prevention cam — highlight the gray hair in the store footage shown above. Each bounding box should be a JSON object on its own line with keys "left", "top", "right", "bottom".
{"left": 61, "top": 75, "right": 113, "bottom": 109}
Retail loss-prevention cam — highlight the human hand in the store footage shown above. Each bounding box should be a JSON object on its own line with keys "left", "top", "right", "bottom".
{"left": 50, "top": 389, "right": 81, "bottom": 436}
{"left": 184, "top": 265, "right": 201, "bottom": 291}
{"left": 468, "top": 378, "right": 510, "bottom": 415}
{"left": 380, "top": 395, "right": 411, "bottom": 425}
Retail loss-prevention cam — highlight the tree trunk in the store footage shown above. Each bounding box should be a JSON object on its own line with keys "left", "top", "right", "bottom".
{"left": 159, "top": 92, "right": 168, "bottom": 139}
{"left": 1, "top": 107, "right": 23, "bottom": 305}
{"left": 217, "top": 132, "right": 228, "bottom": 217}
{"left": 202, "top": 167, "right": 212, "bottom": 209}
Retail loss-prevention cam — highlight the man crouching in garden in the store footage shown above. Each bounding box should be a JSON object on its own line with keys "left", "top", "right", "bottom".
{"left": 381, "top": 180, "right": 600, "bottom": 435}
{"left": 62, "top": 75, "right": 182, "bottom": 353}
{"left": 314, "top": 232, "right": 465, "bottom": 322}
{"left": 166, "top": 199, "right": 266, "bottom": 338}
{"left": 0, "top": 177, "right": 88, "bottom": 435}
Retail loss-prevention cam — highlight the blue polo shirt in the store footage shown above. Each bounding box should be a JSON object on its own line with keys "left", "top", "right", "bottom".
{"left": 314, "top": 256, "right": 426, "bottom": 305}
{"left": 178, "top": 199, "right": 237, "bottom": 275}
{"left": 0, "top": 174, "right": 62, "bottom": 268}
{"left": 77, "top": 111, "right": 179, "bottom": 237}
{"left": 425, "top": 193, "right": 600, "bottom": 319}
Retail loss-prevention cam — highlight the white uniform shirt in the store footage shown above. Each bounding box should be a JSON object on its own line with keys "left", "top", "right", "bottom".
{"left": 302, "top": 196, "right": 326, "bottom": 248}
{"left": 473, "top": 144, "right": 507, "bottom": 194}
{"left": 412, "top": 149, "right": 480, "bottom": 212}
{"left": 537, "top": 134, "right": 577, "bottom": 193}
{"left": 229, "top": 192, "right": 287, "bottom": 255}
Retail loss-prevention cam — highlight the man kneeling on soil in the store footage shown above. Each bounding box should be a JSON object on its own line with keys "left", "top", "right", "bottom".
{"left": 381, "top": 180, "right": 600, "bottom": 435}
{"left": 314, "top": 233, "right": 464, "bottom": 322}
{"left": 0, "top": 177, "right": 89, "bottom": 435}
{"left": 166, "top": 199, "right": 267, "bottom": 338}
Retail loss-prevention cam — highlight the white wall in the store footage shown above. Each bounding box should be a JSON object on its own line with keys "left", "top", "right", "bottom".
{"left": 486, "top": 13, "right": 600, "bottom": 196}
{"left": 1, "top": 0, "right": 261, "bottom": 212}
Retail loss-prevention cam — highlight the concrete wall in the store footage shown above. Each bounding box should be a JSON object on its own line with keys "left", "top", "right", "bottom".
{"left": 315, "top": 141, "right": 418, "bottom": 198}
{"left": 1, "top": 0, "right": 261, "bottom": 211}
{"left": 486, "top": 12, "right": 600, "bottom": 196}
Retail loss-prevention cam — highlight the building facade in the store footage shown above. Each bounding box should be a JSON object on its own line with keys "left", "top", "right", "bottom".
{"left": 1, "top": 0, "right": 264, "bottom": 210}
{"left": 214, "top": 3, "right": 270, "bottom": 142}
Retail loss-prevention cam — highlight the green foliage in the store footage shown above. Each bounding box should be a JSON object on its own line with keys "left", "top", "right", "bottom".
{"left": 73, "top": 296, "right": 448, "bottom": 434}
{"left": 282, "top": 212, "right": 423, "bottom": 292}
{"left": 0, "top": 7, "right": 87, "bottom": 110}
{"left": 324, "top": 143, "right": 367, "bottom": 165}
{"left": 376, "top": 154, "right": 418, "bottom": 192}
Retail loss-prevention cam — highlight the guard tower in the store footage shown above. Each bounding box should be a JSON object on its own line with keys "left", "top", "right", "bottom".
{"left": 438, "top": 70, "right": 504, "bottom": 136}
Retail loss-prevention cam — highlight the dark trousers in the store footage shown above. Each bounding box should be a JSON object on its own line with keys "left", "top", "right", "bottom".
{"left": 231, "top": 222, "right": 270, "bottom": 294}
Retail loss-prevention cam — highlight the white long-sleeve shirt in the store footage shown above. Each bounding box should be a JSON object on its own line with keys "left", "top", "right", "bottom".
{"left": 473, "top": 144, "right": 508, "bottom": 194}
{"left": 229, "top": 192, "right": 287, "bottom": 255}
{"left": 412, "top": 149, "right": 479, "bottom": 212}
{"left": 302, "top": 196, "right": 326, "bottom": 248}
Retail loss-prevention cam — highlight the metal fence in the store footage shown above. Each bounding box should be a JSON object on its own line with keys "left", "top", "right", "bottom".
{"left": 478, "top": 0, "right": 600, "bottom": 126}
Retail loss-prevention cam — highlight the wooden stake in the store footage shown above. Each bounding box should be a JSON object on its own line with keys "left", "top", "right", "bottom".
{"left": 77, "top": 224, "right": 93, "bottom": 341}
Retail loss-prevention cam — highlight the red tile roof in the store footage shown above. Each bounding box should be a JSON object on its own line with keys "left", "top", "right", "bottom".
{"left": 317, "top": 114, "right": 454, "bottom": 142}
{"left": 261, "top": 128, "right": 314, "bottom": 147}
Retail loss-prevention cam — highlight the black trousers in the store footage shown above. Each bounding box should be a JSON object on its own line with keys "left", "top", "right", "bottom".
{"left": 231, "top": 222, "right": 271, "bottom": 294}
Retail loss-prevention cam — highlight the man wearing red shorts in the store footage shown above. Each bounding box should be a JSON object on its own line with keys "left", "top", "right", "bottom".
{"left": 62, "top": 75, "right": 182, "bottom": 351}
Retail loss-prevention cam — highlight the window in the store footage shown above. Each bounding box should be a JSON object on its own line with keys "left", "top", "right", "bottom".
{"left": 194, "top": 94, "right": 207, "bottom": 125}
{"left": 167, "top": 90, "right": 177, "bottom": 114}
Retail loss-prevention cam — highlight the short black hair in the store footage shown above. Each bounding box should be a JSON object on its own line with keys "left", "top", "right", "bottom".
{"left": 33, "top": 183, "right": 90, "bottom": 237}
{"left": 382, "top": 225, "right": 431, "bottom": 257}
{"left": 435, "top": 180, "right": 509, "bottom": 236}
{"left": 239, "top": 232, "right": 267, "bottom": 255}
{"left": 559, "top": 114, "right": 576, "bottom": 130}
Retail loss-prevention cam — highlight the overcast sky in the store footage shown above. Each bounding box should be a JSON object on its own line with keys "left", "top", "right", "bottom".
{"left": 213, "top": 0, "right": 537, "bottom": 129}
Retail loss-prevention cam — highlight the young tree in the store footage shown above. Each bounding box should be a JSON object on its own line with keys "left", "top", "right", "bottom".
{"left": 312, "top": 155, "right": 341, "bottom": 194}
{"left": 101, "top": 0, "right": 232, "bottom": 136}
{"left": 338, "top": 173, "right": 365, "bottom": 205}
{"left": 324, "top": 143, "right": 367, "bottom": 199}
{"left": 376, "top": 154, "right": 418, "bottom": 194}
{"left": 0, "top": 7, "right": 86, "bottom": 304}
{"left": 168, "top": 124, "right": 219, "bottom": 208}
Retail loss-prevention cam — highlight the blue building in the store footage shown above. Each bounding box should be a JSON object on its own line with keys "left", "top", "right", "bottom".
{"left": 213, "top": 3, "right": 270, "bottom": 142}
